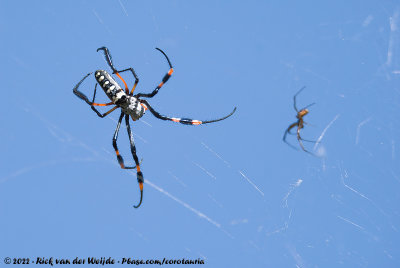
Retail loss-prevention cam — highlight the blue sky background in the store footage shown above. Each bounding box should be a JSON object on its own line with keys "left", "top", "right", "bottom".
{"left": 1, "top": 1, "right": 400, "bottom": 267}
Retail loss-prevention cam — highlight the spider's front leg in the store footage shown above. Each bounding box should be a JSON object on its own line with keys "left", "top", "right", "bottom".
{"left": 135, "top": 48, "right": 174, "bottom": 99}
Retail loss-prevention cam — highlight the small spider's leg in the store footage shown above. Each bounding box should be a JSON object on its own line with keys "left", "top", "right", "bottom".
{"left": 135, "top": 48, "right": 174, "bottom": 98}
{"left": 283, "top": 122, "right": 299, "bottom": 150}
{"left": 293, "top": 86, "right": 306, "bottom": 112}
{"left": 297, "top": 126, "right": 315, "bottom": 155}
{"left": 287, "top": 124, "right": 297, "bottom": 135}
{"left": 286, "top": 132, "right": 316, "bottom": 143}
{"left": 141, "top": 100, "right": 236, "bottom": 125}
{"left": 73, "top": 74, "right": 114, "bottom": 107}
{"left": 125, "top": 115, "right": 144, "bottom": 208}
{"left": 283, "top": 122, "right": 298, "bottom": 141}
{"left": 302, "top": 119, "right": 318, "bottom": 129}
{"left": 296, "top": 121, "right": 318, "bottom": 143}
{"left": 302, "top": 139, "right": 319, "bottom": 143}
{"left": 301, "top": 102, "right": 316, "bottom": 111}
{"left": 112, "top": 112, "right": 138, "bottom": 170}
{"left": 297, "top": 129, "right": 308, "bottom": 153}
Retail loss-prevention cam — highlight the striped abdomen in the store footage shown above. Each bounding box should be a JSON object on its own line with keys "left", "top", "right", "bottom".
{"left": 94, "top": 70, "right": 126, "bottom": 104}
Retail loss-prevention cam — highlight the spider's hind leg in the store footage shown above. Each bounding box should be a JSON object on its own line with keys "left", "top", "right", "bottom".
{"left": 297, "top": 128, "right": 316, "bottom": 155}
{"left": 283, "top": 122, "right": 299, "bottom": 151}
{"left": 112, "top": 113, "right": 138, "bottom": 170}
{"left": 124, "top": 115, "right": 144, "bottom": 208}
{"left": 111, "top": 112, "right": 144, "bottom": 208}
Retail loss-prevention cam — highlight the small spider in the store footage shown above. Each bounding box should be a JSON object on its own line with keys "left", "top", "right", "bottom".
{"left": 283, "top": 86, "right": 316, "bottom": 154}
{"left": 73, "top": 47, "right": 236, "bottom": 208}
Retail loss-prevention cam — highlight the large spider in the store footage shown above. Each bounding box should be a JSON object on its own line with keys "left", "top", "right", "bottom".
{"left": 73, "top": 47, "right": 236, "bottom": 208}
{"left": 283, "top": 86, "right": 316, "bottom": 154}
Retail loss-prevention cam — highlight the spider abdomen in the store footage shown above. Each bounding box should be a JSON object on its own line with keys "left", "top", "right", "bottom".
{"left": 94, "top": 70, "right": 124, "bottom": 103}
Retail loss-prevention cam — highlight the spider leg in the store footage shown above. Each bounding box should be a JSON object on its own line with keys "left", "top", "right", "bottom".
{"left": 141, "top": 100, "right": 236, "bottom": 125}
{"left": 73, "top": 72, "right": 96, "bottom": 104}
{"left": 302, "top": 119, "right": 317, "bottom": 128}
{"left": 297, "top": 126, "right": 315, "bottom": 155}
{"left": 73, "top": 73, "right": 114, "bottom": 112}
{"left": 116, "top": 68, "right": 139, "bottom": 95}
{"left": 97, "top": 47, "right": 118, "bottom": 72}
{"left": 286, "top": 124, "right": 316, "bottom": 143}
{"left": 87, "top": 84, "right": 118, "bottom": 118}
{"left": 300, "top": 102, "right": 316, "bottom": 111}
{"left": 287, "top": 122, "right": 298, "bottom": 135}
{"left": 112, "top": 112, "right": 139, "bottom": 170}
{"left": 293, "top": 86, "right": 306, "bottom": 112}
{"left": 293, "top": 86, "right": 315, "bottom": 112}
{"left": 90, "top": 105, "right": 118, "bottom": 118}
{"left": 97, "top": 46, "right": 139, "bottom": 95}
{"left": 124, "top": 115, "right": 144, "bottom": 208}
{"left": 299, "top": 137, "right": 318, "bottom": 143}
{"left": 283, "top": 122, "right": 299, "bottom": 150}
{"left": 135, "top": 48, "right": 174, "bottom": 98}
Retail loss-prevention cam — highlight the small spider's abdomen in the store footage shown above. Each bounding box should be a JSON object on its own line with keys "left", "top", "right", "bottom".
{"left": 94, "top": 70, "right": 125, "bottom": 104}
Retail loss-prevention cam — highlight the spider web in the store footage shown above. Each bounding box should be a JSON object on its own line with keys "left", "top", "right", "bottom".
{"left": 1, "top": 2, "right": 400, "bottom": 267}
